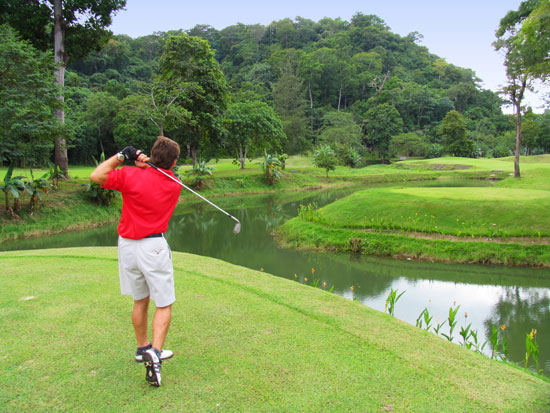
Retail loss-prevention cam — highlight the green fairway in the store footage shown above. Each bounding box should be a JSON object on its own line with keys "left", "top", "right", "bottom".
{"left": 1, "top": 248, "right": 549, "bottom": 411}
{"left": 311, "top": 185, "right": 550, "bottom": 239}
{"left": 393, "top": 187, "right": 550, "bottom": 201}
{"left": 311, "top": 186, "right": 550, "bottom": 238}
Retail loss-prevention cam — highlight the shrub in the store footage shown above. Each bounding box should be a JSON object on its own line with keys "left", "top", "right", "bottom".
{"left": 313, "top": 145, "right": 337, "bottom": 177}
{"left": 389, "top": 132, "right": 430, "bottom": 158}
{"left": 186, "top": 160, "right": 213, "bottom": 189}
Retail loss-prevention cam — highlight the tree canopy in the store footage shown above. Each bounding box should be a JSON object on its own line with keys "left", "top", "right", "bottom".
{"left": 0, "top": 25, "right": 62, "bottom": 165}
{"left": 158, "top": 33, "right": 229, "bottom": 166}
{"left": 4, "top": 10, "right": 543, "bottom": 167}
{"left": 224, "top": 101, "right": 286, "bottom": 169}
{"left": 494, "top": 0, "right": 550, "bottom": 177}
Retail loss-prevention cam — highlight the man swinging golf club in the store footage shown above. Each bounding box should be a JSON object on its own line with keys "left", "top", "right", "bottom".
{"left": 90, "top": 136, "right": 181, "bottom": 387}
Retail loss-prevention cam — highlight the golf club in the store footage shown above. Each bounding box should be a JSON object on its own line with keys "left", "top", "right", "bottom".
{"left": 146, "top": 161, "right": 241, "bottom": 234}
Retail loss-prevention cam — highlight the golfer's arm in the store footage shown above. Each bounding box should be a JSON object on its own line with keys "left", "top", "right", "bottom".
{"left": 90, "top": 155, "right": 122, "bottom": 185}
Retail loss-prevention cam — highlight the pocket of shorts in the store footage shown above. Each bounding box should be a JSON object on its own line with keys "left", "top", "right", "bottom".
{"left": 145, "top": 237, "right": 171, "bottom": 259}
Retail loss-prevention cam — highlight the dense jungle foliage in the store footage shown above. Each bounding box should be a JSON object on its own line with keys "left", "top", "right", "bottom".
{"left": 5, "top": 13, "right": 550, "bottom": 166}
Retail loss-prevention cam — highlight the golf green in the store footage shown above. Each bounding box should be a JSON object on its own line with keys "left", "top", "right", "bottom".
{"left": 390, "top": 187, "right": 550, "bottom": 201}
{"left": 314, "top": 186, "right": 550, "bottom": 238}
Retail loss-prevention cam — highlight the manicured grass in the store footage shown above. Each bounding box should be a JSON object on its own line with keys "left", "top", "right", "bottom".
{"left": 0, "top": 155, "right": 541, "bottom": 243}
{"left": 397, "top": 154, "right": 550, "bottom": 173}
{"left": 311, "top": 186, "right": 550, "bottom": 237}
{"left": 1, "top": 248, "right": 548, "bottom": 411}
{"left": 0, "top": 179, "right": 121, "bottom": 241}
{"left": 2, "top": 165, "right": 96, "bottom": 180}
{"left": 278, "top": 218, "right": 550, "bottom": 266}
{"left": 275, "top": 155, "right": 550, "bottom": 265}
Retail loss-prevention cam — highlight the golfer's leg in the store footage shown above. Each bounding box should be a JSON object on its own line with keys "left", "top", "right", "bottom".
{"left": 152, "top": 304, "right": 171, "bottom": 351}
{"left": 132, "top": 296, "right": 150, "bottom": 347}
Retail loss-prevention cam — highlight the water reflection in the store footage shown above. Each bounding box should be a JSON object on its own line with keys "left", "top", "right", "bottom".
{"left": 484, "top": 287, "right": 550, "bottom": 372}
{"left": 2, "top": 180, "right": 549, "bottom": 374}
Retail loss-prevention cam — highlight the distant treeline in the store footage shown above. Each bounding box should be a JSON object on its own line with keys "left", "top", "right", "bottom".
{"left": 65, "top": 13, "right": 549, "bottom": 164}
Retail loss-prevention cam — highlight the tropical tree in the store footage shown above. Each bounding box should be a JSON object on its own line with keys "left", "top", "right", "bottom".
{"left": 362, "top": 103, "right": 404, "bottom": 160}
{"left": 113, "top": 94, "right": 159, "bottom": 151}
{"left": 318, "top": 111, "right": 362, "bottom": 165}
{"left": 313, "top": 144, "right": 337, "bottom": 178}
{"left": 494, "top": 0, "right": 550, "bottom": 177}
{"left": 224, "top": 101, "right": 286, "bottom": 169}
{"left": 158, "top": 34, "right": 230, "bottom": 167}
{"left": 1, "top": 165, "right": 25, "bottom": 217}
{"left": 272, "top": 57, "right": 311, "bottom": 154}
{"left": 439, "top": 110, "right": 474, "bottom": 157}
{"left": 0, "top": 25, "right": 62, "bottom": 167}
{"left": 0, "top": 0, "right": 126, "bottom": 175}
{"left": 24, "top": 169, "right": 50, "bottom": 211}
{"left": 81, "top": 91, "right": 119, "bottom": 156}
{"left": 141, "top": 74, "right": 192, "bottom": 137}
{"left": 260, "top": 151, "right": 283, "bottom": 185}
{"left": 389, "top": 132, "right": 430, "bottom": 158}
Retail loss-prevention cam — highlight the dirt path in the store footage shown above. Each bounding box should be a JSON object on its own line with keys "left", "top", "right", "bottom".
{"left": 358, "top": 228, "right": 550, "bottom": 245}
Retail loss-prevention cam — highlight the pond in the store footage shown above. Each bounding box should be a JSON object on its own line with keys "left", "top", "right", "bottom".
{"left": 2, "top": 179, "right": 549, "bottom": 375}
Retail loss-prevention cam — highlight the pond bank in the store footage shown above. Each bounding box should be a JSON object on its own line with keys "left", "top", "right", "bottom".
{"left": 1, "top": 166, "right": 497, "bottom": 242}
{"left": 276, "top": 219, "right": 550, "bottom": 268}
{"left": 1, "top": 248, "right": 548, "bottom": 411}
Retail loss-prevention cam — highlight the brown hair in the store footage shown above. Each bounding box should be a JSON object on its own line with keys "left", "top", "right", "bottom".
{"left": 151, "top": 136, "right": 180, "bottom": 169}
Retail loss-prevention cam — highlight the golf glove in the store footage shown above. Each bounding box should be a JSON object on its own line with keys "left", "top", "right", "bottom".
{"left": 120, "top": 146, "right": 139, "bottom": 161}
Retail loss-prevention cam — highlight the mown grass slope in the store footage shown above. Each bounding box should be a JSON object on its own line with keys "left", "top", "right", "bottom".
{"left": 313, "top": 186, "right": 550, "bottom": 238}
{"left": 1, "top": 248, "right": 549, "bottom": 411}
{"left": 278, "top": 156, "right": 550, "bottom": 265}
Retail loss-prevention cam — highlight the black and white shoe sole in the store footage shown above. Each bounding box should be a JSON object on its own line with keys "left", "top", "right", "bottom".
{"left": 143, "top": 353, "right": 161, "bottom": 387}
{"left": 135, "top": 349, "right": 173, "bottom": 362}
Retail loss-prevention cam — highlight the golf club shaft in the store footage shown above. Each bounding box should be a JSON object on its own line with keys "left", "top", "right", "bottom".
{"left": 146, "top": 161, "right": 240, "bottom": 225}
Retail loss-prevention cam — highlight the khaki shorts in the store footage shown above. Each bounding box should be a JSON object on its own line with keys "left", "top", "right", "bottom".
{"left": 117, "top": 236, "right": 175, "bottom": 307}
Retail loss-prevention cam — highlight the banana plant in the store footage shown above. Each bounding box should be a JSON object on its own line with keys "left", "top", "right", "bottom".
{"left": 186, "top": 160, "right": 213, "bottom": 189}
{"left": 260, "top": 151, "right": 282, "bottom": 185}
{"left": 24, "top": 169, "right": 50, "bottom": 211}
{"left": 1, "top": 164, "right": 26, "bottom": 217}
{"left": 86, "top": 152, "right": 119, "bottom": 206}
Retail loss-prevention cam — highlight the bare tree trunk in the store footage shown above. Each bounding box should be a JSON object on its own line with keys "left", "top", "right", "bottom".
{"left": 53, "top": 0, "right": 69, "bottom": 177}
{"left": 308, "top": 81, "right": 313, "bottom": 109}
{"left": 191, "top": 148, "right": 197, "bottom": 169}
{"left": 337, "top": 85, "right": 342, "bottom": 111}
{"left": 238, "top": 145, "right": 247, "bottom": 169}
{"left": 512, "top": 78, "right": 526, "bottom": 179}
{"left": 514, "top": 103, "right": 522, "bottom": 178}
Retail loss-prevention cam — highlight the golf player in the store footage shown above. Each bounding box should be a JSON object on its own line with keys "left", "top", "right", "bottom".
{"left": 90, "top": 136, "right": 181, "bottom": 387}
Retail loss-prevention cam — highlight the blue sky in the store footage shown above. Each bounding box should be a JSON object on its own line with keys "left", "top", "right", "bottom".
{"left": 109, "top": 0, "right": 547, "bottom": 112}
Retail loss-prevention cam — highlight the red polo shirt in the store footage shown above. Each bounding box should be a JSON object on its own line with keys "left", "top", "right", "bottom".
{"left": 103, "top": 166, "right": 182, "bottom": 239}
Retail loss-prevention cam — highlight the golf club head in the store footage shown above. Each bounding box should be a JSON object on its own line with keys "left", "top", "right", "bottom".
{"left": 232, "top": 222, "right": 241, "bottom": 234}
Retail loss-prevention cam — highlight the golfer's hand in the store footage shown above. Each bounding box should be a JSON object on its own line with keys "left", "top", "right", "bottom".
{"left": 134, "top": 151, "right": 150, "bottom": 169}
{"left": 120, "top": 146, "right": 139, "bottom": 161}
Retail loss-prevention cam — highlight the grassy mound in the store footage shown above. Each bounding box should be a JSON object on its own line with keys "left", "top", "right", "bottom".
{"left": 314, "top": 186, "right": 550, "bottom": 238}
{"left": 1, "top": 248, "right": 549, "bottom": 410}
{"left": 278, "top": 218, "right": 550, "bottom": 266}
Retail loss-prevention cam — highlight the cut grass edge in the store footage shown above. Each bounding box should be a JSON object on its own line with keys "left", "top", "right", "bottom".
{"left": 277, "top": 218, "right": 550, "bottom": 268}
